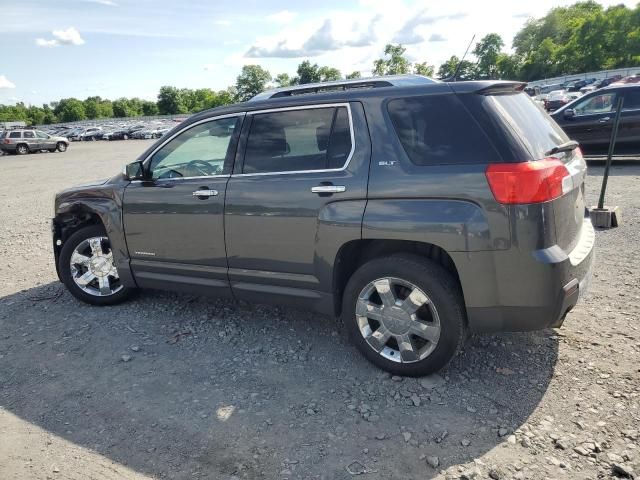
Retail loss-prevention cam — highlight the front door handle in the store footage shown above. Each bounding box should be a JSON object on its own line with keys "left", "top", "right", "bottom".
{"left": 192, "top": 189, "right": 218, "bottom": 198}
{"left": 599, "top": 117, "right": 611, "bottom": 123}
{"left": 311, "top": 185, "right": 346, "bottom": 194}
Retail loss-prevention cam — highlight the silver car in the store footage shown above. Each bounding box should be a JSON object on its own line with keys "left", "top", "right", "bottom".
{"left": 0, "top": 129, "right": 69, "bottom": 155}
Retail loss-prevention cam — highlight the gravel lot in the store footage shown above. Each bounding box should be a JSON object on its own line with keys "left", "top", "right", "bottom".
{"left": 0, "top": 141, "right": 639, "bottom": 480}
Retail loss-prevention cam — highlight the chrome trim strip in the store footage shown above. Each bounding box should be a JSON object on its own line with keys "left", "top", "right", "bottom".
{"left": 232, "top": 103, "right": 355, "bottom": 178}
{"left": 129, "top": 174, "right": 230, "bottom": 184}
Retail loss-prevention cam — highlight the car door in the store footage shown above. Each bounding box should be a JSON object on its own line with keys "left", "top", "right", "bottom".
{"left": 123, "top": 113, "right": 244, "bottom": 296}
{"left": 224, "top": 103, "right": 370, "bottom": 307}
{"left": 619, "top": 88, "right": 640, "bottom": 146}
{"left": 22, "top": 130, "right": 38, "bottom": 150}
{"left": 560, "top": 91, "right": 619, "bottom": 146}
{"left": 36, "top": 130, "right": 54, "bottom": 149}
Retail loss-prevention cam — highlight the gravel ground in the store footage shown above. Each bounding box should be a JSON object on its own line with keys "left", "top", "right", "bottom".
{"left": 0, "top": 141, "right": 639, "bottom": 480}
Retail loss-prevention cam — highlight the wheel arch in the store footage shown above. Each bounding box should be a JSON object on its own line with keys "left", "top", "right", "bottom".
{"left": 332, "top": 239, "right": 463, "bottom": 318}
{"left": 52, "top": 197, "right": 135, "bottom": 287}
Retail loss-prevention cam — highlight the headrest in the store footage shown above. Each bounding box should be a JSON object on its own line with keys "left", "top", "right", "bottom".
{"left": 316, "top": 124, "right": 330, "bottom": 151}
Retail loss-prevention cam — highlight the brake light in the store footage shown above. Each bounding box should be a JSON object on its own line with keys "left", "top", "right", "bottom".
{"left": 485, "top": 158, "right": 571, "bottom": 204}
{"left": 2, "top": 139, "right": 9, "bottom": 144}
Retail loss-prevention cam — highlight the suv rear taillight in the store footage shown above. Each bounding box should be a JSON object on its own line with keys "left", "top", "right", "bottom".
{"left": 2, "top": 139, "right": 10, "bottom": 144}
{"left": 485, "top": 158, "right": 571, "bottom": 204}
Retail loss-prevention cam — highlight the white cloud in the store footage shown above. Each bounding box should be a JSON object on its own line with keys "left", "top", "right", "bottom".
{"left": 0, "top": 75, "right": 16, "bottom": 89}
{"left": 35, "top": 27, "right": 85, "bottom": 47}
{"left": 214, "top": 20, "right": 231, "bottom": 26}
{"left": 84, "top": 0, "right": 118, "bottom": 5}
{"left": 267, "top": 10, "right": 297, "bottom": 23}
{"left": 246, "top": 16, "right": 379, "bottom": 58}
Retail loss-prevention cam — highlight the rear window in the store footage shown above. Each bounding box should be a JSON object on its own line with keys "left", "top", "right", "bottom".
{"left": 461, "top": 92, "right": 568, "bottom": 161}
{"left": 387, "top": 94, "right": 498, "bottom": 165}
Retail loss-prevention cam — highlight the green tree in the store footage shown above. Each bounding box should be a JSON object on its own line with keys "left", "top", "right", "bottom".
{"left": 235, "top": 65, "right": 272, "bottom": 102}
{"left": 413, "top": 62, "right": 435, "bottom": 77}
{"left": 373, "top": 44, "right": 411, "bottom": 75}
{"left": 26, "top": 105, "right": 45, "bottom": 125}
{"left": 295, "top": 60, "right": 321, "bottom": 84}
{"left": 141, "top": 100, "right": 159, "bottom": 116}
{"left": 345, "top": 71, "right": 361, "bottom": 80}
{"left": 275, "top": 73, "right": 292, "bottom": 87}
{"left": 473, "top": 33, "right": 505, "bottom": 79}
{"left": 157, "top": 86, "right": 187, "bottom": 115}
{"left": 318, "top": 66, "right": 341, "bottom": 82}
{"left": 54, "top": 98, "right": 86, "bottom": 122}
{"left": 437, "top": 56, "right": 476, "bottom": 80}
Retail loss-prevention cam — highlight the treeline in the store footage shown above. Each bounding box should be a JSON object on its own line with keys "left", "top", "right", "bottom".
{"left": 1, "top": 1, "right": 637, "bottom": 125}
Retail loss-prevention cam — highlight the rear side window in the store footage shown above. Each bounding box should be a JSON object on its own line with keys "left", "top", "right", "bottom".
{"left": 624, "top": 89, "right": 640, "bottom": 110}
{"left": 243, "top": 106, "right": 352, "bottom": 174}
{"left": 461, "top": 92, "right": 568, "bottom": 161}
{"left": 9, "top": 131, "right": 21, "bottom": 138}
{"left": 387, "top": 95, "right": 498, "bottom": 165}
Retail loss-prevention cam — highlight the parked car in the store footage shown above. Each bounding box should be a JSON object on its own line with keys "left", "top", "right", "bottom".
{"left": 52, "top": 76, "right": 594, "bottom": 376}
{"left": 1, "top": 129, "right": 69, "bottom": 154}
{"left": 80, "top": 127, "right": 103, "bottom": 141}
{"left": 545, "top": 90, "right": 572, "bottom": 111}
{"left": 595, "top": 75, "right": 623, "bottom": 89}
{"left": 551, "top": 84, "right": 640, "bottom": 149}
{"left": 613, "top": 74, "right": 640, "bottom": 85}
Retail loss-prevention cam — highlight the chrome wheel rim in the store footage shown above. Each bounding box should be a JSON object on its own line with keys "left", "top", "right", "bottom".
{"left": 58, "top": 143, "right": 66, "bottom": 151}
{"left": 356, "top": 277, "right": 441, "bottom": 363}
{"left": 18, "top": 145, "right": 27, "bottom": 154}
{"left": 70, "top": 236, "right": 123, "bottom": 296}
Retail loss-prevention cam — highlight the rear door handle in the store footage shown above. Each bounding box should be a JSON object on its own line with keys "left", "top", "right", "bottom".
{"left": 311, "top": 185, "right": 346, "bottom": 194}
{"left": 192, "top": 189, "right": 218, "bottom": 197}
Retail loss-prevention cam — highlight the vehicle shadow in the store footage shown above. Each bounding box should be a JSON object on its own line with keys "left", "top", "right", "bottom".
{"left": 0, "top": 283, "right": 559, "bottom": 479}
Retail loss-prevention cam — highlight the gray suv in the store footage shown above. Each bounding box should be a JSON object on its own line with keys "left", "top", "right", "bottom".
{"left": 52, "top": 76, "right": 594, "bottom": 376}
{"left": 1, "top": 129, "right": 69, "bottom": 155}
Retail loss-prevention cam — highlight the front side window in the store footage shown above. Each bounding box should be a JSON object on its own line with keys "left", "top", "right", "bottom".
{"left": 574, "top": 92, "right": 617, "bottom": 115}
{"left": 23, "top": 131, "right": 35, "bottom": 139}
{"left": 242, "top": 106, "right": 352, "bottom": 174}
{"left": 36, "top": 131, "right": 49, "bottom": 139}
{"left": 148, "top": 116, "right": 241, "bottom": 180}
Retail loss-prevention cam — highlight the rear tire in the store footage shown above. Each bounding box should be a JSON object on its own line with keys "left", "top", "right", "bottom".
{"left": 56, "top": 142, "right": 67, "bottom": 152}
{"left": 123, "top": 134, "right": 129, "bottom": 140}
{"left": 342, "top": 254, "right": 466, "bottom": 377}
{"left": 16, "top": 144, "right": 29, "bottom": 155}
{"left": 59, "top": 225, "right": 135, "bottom": 306}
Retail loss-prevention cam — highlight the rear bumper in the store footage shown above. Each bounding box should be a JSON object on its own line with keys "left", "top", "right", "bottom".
{"left": 461, "top": 217, "right": 595, "bottom": 333}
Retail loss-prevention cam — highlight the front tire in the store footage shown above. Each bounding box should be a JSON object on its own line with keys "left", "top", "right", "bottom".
{"left": 56, "top": 142, "right": 67, "bottom": 152}
{"left": 59, "top": 225, "right": 135, "bottom": 306}
{"left": 342, "top": 254, "right": 466, "bottom": 377}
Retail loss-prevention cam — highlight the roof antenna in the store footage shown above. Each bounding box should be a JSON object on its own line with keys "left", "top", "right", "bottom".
{"left": 450, "top": 34, "right": 475, "bottom": 82}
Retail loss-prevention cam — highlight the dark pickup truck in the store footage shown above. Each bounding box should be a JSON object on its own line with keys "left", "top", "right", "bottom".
{"left": 52, "top": 75, "right": 594, "bottom": 376}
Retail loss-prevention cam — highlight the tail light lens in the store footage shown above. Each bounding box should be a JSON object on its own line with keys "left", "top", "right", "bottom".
{"left": 486, "top": 158, "right": 571, "bottom": 204}
{"left": 2, "top": 139, "right": 9, "bottom": 144}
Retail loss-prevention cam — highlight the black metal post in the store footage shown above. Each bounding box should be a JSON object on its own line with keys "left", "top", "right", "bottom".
{"left": 597, "top": 95, "right": 625, "bottom": 209}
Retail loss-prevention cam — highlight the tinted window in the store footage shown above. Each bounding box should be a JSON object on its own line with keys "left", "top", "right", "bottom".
{"left": 149, "top": 116, "right": 241, "bottom": 179}
{"left": 243, "top": 106, "right": 352, "bottom": 174}
{"left": 574, "top": 92, "right": 617, "bottom": 115}
{"left": 9, "top": 131, "right": 21, "bottom": 138}
{"left": 624, "top": 89, "right": 640, "bottom": 110}
{"left": 23, "top": 131, "right": 35, "bottom": 138}
{"left": 387, "top": 95, "right": 498, "bottom": 165}
{"left": 36, "top": 131, "right": 48, "bottom": 139}
{"left": 461, "top": 92, "right": 568, "bottom": 161}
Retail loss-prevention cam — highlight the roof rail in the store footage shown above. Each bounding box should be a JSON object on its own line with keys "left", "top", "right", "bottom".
{"left": 250, "top": 74, "right": 439, "bottom": 101}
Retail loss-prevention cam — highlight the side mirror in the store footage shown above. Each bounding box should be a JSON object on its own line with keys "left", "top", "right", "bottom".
{"left": 564, "top": 109, "right": 575, "bottom": 119}
{"left": 122, "top": 161, "right": 144, "bottom": 180}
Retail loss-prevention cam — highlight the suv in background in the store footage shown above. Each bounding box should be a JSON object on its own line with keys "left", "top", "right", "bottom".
{"left": 1, "top": 129, "right": 69, "bottom": 155}
{"left": 551, "top": 84, "right": 640, "bottom": 149}
{"left": 52, "top": 75, "right": 594, "bottom": 376}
